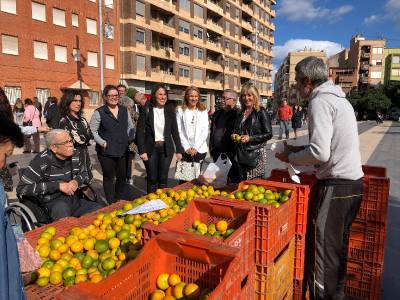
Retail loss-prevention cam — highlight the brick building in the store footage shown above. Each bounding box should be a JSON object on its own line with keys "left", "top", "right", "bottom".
{"left": 0, "top": 0, "right": 120, "bottom": 108}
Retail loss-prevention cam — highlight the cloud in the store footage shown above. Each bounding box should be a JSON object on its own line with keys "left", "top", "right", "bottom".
{"left": 278, "top": 0, "right": 353, "bottom": 22}
{"left": 385, "top": 0, "right": 400, "bottom": 11}
{"left": 364, "top": 0, "right": 400, "bottom": 29}
{"left": 364, "top": 15, "right": 381, "bottom": 25}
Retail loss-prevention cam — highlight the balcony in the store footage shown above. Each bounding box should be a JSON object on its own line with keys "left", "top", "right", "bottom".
{"left": 150, "top": 46, "right": 176, "bottom": 60}
{"left": 207, "top": 1, "right": 224, "bottom": 16}
{"left": 206, "top": 59, "right": 223, "bottom": 72}
{"left": 241, "top": 36, "right": 253, "bottom": 48}
{"left": 206, "top": 78, "right": 223, "bottom": 90}
{"left": 151, "top": 69, "right": 176, "bottom": 83}
{"left": 241, "top": 53, "right": 252, "bottom": 63}
{"left": 177, "top": 76, "right": 191, "bottom": 86}
{"left": 206, "top": 19, "right": 224, "bottom": 34}
{"left": 148, "top": 0, "right": 176, "bottom": 14}
{"left": 206, "top": 39, "right": 222, "bottom": 53}
{"left": 241, "top": 69, "right": 252, "bottom": 78}
{"left": 361, "top": 52, "right": 370, "bottom": 59}
{"left": 242, "top": 4, "right": 253, "bottom": 15}
{"left": 150, "top": 19, "right": 176, "bottom": 37}
{"left": 241, "top": 20, "right": 253, "bottom": 32}
{"left": 360, "top": 64, "right": 369, "bottom": 71}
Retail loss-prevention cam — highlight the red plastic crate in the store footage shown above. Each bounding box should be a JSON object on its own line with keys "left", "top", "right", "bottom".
{"left": 362, "top": 165, "right": 387, "bottom": 178}
{"left": 268, "top": 169, "right": 313, "bottom": 235}
{"left": 345, "top": 260, "right": 383, "bottom": 300}
{"left": 293, "top": 278, "right": 309, "bottom": 300}
{"left": 294, "top": 233, "right": 307, "bottom": 280}
{"left": 142, "top": 198, "right": 255, "bottom": 278}
{"left": 254, "top": 238, "right": 295, "bottom": 300}
{"left": 348, "top": 221, "right": 386, "bottom": 264}
{"left": 56, "top": 232, "right": 249, "bottom": 300}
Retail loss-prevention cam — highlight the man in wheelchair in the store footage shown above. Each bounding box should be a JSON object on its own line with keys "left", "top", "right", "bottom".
{"left": 16, "top": 129, "right": 103, "bottom": 221}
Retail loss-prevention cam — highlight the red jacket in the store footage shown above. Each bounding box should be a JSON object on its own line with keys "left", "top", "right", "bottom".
{"left": 278, "top": 105, "right": 293, "bottom": 121}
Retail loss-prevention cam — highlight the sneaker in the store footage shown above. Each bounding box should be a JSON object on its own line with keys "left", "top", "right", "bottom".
{"left": 126, "top": 178, "right": 134, "bottom": 185}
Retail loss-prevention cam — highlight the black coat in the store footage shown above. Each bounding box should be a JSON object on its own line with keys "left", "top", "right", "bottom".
{"left": 136, "top": 102, "right": 184, "bottom": 156}
{"left": 46, "top": 103, "right": 60, "bottom": 129}
{"left": 233, "top": 107, "right": 273, "bottom": 151}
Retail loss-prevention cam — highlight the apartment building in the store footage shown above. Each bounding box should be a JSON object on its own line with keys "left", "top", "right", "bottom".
{"left": 120, "top": 0, "right": 275, "bottom": 109}
{"left": 0, "top": 0, "right": 119, "bottom": 107}
{"left": 274, "top": 49, "right": 327, "bottom": 105}
{"left": 383, "top": 48, "right": 400, "bottom": 85}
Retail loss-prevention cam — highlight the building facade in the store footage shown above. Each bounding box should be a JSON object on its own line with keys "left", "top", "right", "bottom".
{"left": 328, "top": 67, "right": 357, "bottom": 94}
{"left": 274, "top": 49, "right": 327, "bottom": 105}
{"left": 383, "top": 48, "right": 400, "bottom": 85}
{"left": 120, "top": 0, "right": 275, "bottom": 109}
{"left": 0, "top": 0, "right": 120, "bottom": 107}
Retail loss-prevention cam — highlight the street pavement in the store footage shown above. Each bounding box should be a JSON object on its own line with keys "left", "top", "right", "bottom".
{"left": 6, "top": 120, "right": 400, "bottom": 298}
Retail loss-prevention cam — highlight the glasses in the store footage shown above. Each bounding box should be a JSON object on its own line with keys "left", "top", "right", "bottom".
{"left": 222, "top": 97, "right": 235, "bottom": 101}
{"left": 107, "top": 94, "right": 119, "bottom": 98}
{"left": 54, "top": 139, "right": 73, "bottom": 146}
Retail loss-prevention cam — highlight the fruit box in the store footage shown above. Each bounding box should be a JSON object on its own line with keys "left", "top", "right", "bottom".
{"left": 141, "top": 198, "right": 255, "bottom": 278}
{"left": 56, "top": 232, "right": 250, "bottom": 300}
{"left": 212, "top": 179, "right": 297, "bottom": 265}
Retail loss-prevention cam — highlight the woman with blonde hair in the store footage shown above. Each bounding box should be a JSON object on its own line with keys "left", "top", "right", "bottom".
{"left": 176, "top": 86, "right": 209, "bottom": 180}
{"left": 231, "top": 82, "right": 272, "bottom": 181}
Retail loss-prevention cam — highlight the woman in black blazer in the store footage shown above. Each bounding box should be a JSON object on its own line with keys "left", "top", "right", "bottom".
{"left": 136, "top": 84, "right": 184, "bottom": 193}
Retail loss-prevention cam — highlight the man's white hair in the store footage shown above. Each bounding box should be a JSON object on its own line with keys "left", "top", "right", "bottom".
{"left": 45, "top": 129, "right": 68, "bottom": 148}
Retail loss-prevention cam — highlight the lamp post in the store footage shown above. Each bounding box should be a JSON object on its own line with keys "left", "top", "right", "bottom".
{"left": 98, "top": 0, "right": 104, "bottom": 92}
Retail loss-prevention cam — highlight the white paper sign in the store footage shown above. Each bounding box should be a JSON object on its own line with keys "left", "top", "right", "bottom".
{"left": 122, "top": 199, "right": 168, "bottom": 215}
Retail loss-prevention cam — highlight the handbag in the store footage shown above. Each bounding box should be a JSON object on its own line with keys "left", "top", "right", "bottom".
{"left": 236, "top": 144, "right": 259, "bottom": 168}
{"left": 174, "top": 159, "right": 201, "bottom": 181}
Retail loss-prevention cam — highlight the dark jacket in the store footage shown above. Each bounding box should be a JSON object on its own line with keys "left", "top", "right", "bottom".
{"left": 210, "top": 108, "right": 238, "bottom": 158}
{"left": 59, "top": 114, "right": 93, "bottom": 148}
{"left": 16, "top": 150, "right": 89, "bottom": 204}
{"left": 136, "top": 102, "right": 184, "bottom": 156}
{"left": 46, "top": 103, "right": 60, "bottom": 129}
{"left": 233, "top": 107, "right": 273, "bottom": 151}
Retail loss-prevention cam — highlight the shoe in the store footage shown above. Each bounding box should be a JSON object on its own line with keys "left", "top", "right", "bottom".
{"left": 126, "top": 178, "right": 134, "bottom": 185}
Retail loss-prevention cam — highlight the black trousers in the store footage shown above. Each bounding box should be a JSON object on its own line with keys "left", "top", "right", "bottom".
{"left": 306, "top": 178, "right": 363, "bottom": 300}
{"left": 46, "top": 195, "right": 103, "bottom": 221}
{"left": 126, "top": 150, "right": 135, "bottom": 180}
{"left": 97, "top": 153, "right": 127, "bottom": 204}
{"left": 144, "top": 144, "right": 173, "bottom": 193}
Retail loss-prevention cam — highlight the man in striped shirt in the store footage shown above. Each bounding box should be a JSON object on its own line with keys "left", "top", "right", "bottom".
{"left": 17, "top": 129, "right": 103, "bottom": 221}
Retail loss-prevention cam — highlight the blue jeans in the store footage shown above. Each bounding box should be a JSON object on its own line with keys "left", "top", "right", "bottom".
{"left": 279, "top": 120, "right": 290, "bottom": 139}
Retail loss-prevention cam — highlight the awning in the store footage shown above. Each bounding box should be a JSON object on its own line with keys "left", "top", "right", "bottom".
{"left": 61, "top": 80, "right": 92, "bottom": 91}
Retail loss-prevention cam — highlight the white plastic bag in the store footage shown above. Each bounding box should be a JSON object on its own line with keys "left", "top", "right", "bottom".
{"left": 199, "top": 154, "right": 232, "bottom": 188}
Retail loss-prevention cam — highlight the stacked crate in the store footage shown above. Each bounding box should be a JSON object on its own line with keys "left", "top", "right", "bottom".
{"left": 346, "top": 166, "right": 389, "bottom": 300}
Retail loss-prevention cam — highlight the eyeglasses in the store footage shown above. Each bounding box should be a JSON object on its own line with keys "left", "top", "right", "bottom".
{"left": 107, "top": 94, "right": 119, "bottom": 98}
{"left": 222, "top": 97, "right": 235, "bottom": 101}
{"left": 54, "top": 139, "right": 73, "bottom": 146}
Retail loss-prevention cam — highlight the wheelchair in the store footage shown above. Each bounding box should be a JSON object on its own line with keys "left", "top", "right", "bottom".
{"left": 5, "top": 162, "right": 107, "bottom": 232}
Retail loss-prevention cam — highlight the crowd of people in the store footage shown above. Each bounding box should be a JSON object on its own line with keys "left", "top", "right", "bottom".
{"left": 0, "top": 56, "right": 365, "bottom": 300}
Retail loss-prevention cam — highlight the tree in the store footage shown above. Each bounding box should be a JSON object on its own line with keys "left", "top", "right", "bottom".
{"left": 364, "top": 88, "right": 391, "bottom": 112}
{"left": 385, "top": 82, "right": 400, "bottom": 108}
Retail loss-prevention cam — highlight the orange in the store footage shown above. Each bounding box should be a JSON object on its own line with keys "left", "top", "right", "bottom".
{"left": 83, "top": 238, "right": 96, "bottom": 251}
{"left": 60, "top": 253, "right": 73, "bottom": 261}
{"left": 184, "top": 283, "right": 200, "bottom": 298}
{"left": 173, "top": 282, "right": 186, "bottom": 299}
{"left": 90, "top": 274, "right": 103, "bottom": 283}
{"left": 117, "top": 229, "right": 130, "bottom": 240}
{"left": 39, "top": 232, "right": 53, "bottom": 240}
{"left": 108, "top": 238, "right": 120, "bottom": 249}
{"left": 101, "top": 257, "right": 116, "bottom": 271}
{"left": 216, "top": 220, "right": 228, "bottom": 233}
{"left": 86, "top": 250, "right": 99, "bottom": 261}
{"left": 106, "top": 229, "right": 116, "bottom": 239}
{"left": 36, "top": 277, "right": 49, "bottom": 287}
{"left": 156, "top": 273, "right": 170, "bottom": 290}
{"left": 49, "top": 249, "right": 61, "bottom": 261}
{"left": 44, "top": 226, "right": 57, "bottom": 236}
{"left": 56, "top": 259, "right": 69, "bottom": 269}
{"left": 118, "top": 253, "right": 126, "bottom": 261}
{"left": 62, "top": 267, "right": 76, "bottom": 280}
{"left": 49, "top": 271, "right": 63, "bottom": 285}
{"left": 90, "top": 228, "right": 99, "bottom": 237}
{"left": 75, "top": 274, "right": 87, "bottom": 284}
{"left": 95, "top": 240, "right": 109, "bottom": 254}
{"left": 69, "top": 258, "right": 81, "bottom": 270}
{"left": 37, "top": 237, "right": 49, "bottom": 246}
{"left": 78, "top": 232, "right": 88, "bottom": 240}
{"left": 93, "top": 219, "right": 101, "bottom": 227}
{"left": 168, "top": 273, "right": 181, "bottom": 287}
{"left": 150, "top": 290, "right": 165, "bottom": 300}
{"left": 37, "top": 267, "right": 51, "bottom": 278}
{"left": 95, "top": 231, "right": 107, "bottom": 241}
{"left": 57, "top": 244, "right": 69, "bottom": 254}
{"left": 51, "top": 264, "right": 64, "bottom": 273}
{"left": 70, "top": 241, "right": 84, "bottom": 253}
{"left": 65, "top": 235, "right": 78, "bottom": 246}
{"left": 38, "top": 245, "right": 51, "bottom": 258}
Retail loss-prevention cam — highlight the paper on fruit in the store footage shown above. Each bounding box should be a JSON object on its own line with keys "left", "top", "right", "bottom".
{"left": 122, "top": 199, "right": 168, "bottom": 215}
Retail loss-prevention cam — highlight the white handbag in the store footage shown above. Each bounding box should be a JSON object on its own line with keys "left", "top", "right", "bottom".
{"left": 174, "top": 160, "right": 201, "bottom": 182}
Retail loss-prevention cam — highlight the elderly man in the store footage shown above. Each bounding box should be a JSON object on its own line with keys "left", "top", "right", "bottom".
{"left": 276, "top": 57, "right": 363, "bottom": 300}
{"left": 209, "top": 89, "right": 240, "bottom": 182}
{"left": 17, "top": 129, "right": 103, "bottom": 221}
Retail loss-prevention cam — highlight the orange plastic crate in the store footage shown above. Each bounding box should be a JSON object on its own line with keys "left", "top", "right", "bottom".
{"left": 293, "top": 278, "right": 309, "bottom": 300}
{"left": 76, "top": 200, "right": 130, "bottom": 226}
{"left": 56, "top": 232, "right": 248, "bottom": 300}
{"left": 293, "top": 233, "right": 306, "bottom": 280}
{"left": 254, "top": 238, "right": 295, "bottom": 300}
{"left": 142, "top": 198, "right": 255, "bottom": 278}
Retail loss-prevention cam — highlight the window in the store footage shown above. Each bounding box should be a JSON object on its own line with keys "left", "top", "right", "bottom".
{"left": 87, "top": 51, "right": 98, "bottom": 67}
{"left": 179, "top": 66, "right": 190, "bottom": 77}
{"left": 193, "top": 26, "right": 203, "bottom": 39}
{"left": 179, "top": 0, "right": 190, "bottom": 12}
{"left": 32, "top": 2, "right": 46, "bottom": 22}
{"left": 136, "top": 55, "right": 145, "bottom": 71}
{"left": 33, "top": 41, "right": 48, "bottom": 60}
{"left": 88, "top": 91, "right": 99, "bottom": 106}
{"left": 104, "top": 23, "right": 114, "bottom": 39}
{"left": 235, "top": 26, "right": 240, "bottom": 36}
{"left": 179, "top": 42, "right": 190, "bottom": 56}
{"left": 179, "top": 19, "right": 189, "bottom": 34}
{"left": 193, "top": 68, "right": 202, "bottom": 80}
{"left": 72, "top": 48, "right": 80, "bottom": 61}
{"left": 194, "top": 4, "right": 203, "bottom": 18}
{"left": 54, "top": 45, "right": 67, "bottom": 62}
{"left": 136, "top": 29, "right": 145, "bottom": 43}
{"left": 86, "top": 18, "right": 97, "bottom": 35}
{"left": 104, "top": 0, "right": 113, "bottom": 9}
{"left": 370, "top": 71, "right": 381, "bottom": 79}
{"left": 1, "top": 0, "right": 16, "bottom": 14}
{"left": 225, "top": 40, "right": 230, "bottom": 49}
{"left": 391, "top": 69, "right": 400, "bottom": 76}
{"left": 371, "top": 59, "right": 382, "bottom": 66}
{"left": 72, "top": 13, "right": 79, "bottom": 27}
{"left": 372, "top": 47, "right": 383, "bottom": 55}
{"left": 36, "top": 88, "right": 50, "bottom": 105}
{"left": 52, "top": 8, "right": 65, "bottom": 27}
{"left": 1, "top": 34, "right": 18, "bottom": 55}
{"left": 105, "top": 55, "right": 114, "bottom": 69}
{"left": 136, "top": 0, "right": 144, "bottom": 17}
{"left": 194, "top": 47, "right": 203, "bottom": 59}
{"left": 4, "top": 86, "right": 21, "bottom": 105}
{"left": 225, "top": 21, "right": 230, "bottom": 32}
{"left": 392, "top": 56, "right": 400, "bottom": 64}
{"left": 235, "top": 8, "right": 239, "bottom": 19}
{"left": 233, "top": 59, "right": 239, "bottom": 70}
{"left": 225, "top": 4, "right": 230, "bottom": 13}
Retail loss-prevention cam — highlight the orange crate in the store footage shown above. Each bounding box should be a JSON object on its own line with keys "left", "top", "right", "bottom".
{"left": 362, "top": 165, "right": 387, "bottom": 178}
{"left": 56, "top": 232, "right": 248, "bottom": 300}
{"left": 345, "top": 260, "right": 383, "bottom": 300}
{"left": 76, "top": 200, "right": 130, "bottom": 225}
{"left": 268, "top": 169, "right": 313, "bottom": 235}
{"left": 142, "top": 198, "right": 255, "bottom": 277}
{"left": 294, "top": 233, "right": 307, "bottom": 280}
{"left": 293, "top": 278, "right": 309, "bottom": 300}
{"left": 348, "top": 221, "right": 386, "bottom": 264}
{"left": 254, "top": 238, "right": 295, "bottom": 300}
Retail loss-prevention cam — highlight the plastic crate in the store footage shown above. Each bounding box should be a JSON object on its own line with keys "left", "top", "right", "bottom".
{"left": 268, "top": 169, "right": 313, "bottom": 235}
{"left": 269, "top": 169, "right": 317, "bottom": 186}
{"left": 348, "top": 221, "right": 386, "bottom": 264}
{"left": 345, "top": 260, "right": 383, "bottom": 300}
{"left": 76, "top": 200, "right": 130, "bottom": 226}
{"left": 142, "top": 198, "right": 255, "bottom": 278}
{"left": 293, "top": 278, "right": 309, "bottom": 300}
{"left": 362, "top": 165, "right": 387, "bottom": 178}
{"left": 56, "top": 232, "right": 249, "bottom": 300}
{"left": 294, "top": 233, "right": 306, "bottom": 280}
{"left": 255, "top": 238, "right": 295, "bottom": 300}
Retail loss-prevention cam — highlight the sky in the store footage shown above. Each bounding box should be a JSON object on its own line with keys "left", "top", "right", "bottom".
{"left": 272, "top": 0, "right": 400, "bottom": 74}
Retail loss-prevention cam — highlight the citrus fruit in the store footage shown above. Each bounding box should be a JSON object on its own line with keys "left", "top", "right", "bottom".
{"left": 58, "top": 243, "right": 69, "bottom": 254}
{"left": 184, "top": 283, "right": 200, "bottom": 298}
{"left": 96, "top": 231, "right": 107, "bottom": 240}
{"left": 168, "top": 273, "right": 181, "bottom": 287}
{"left": 61, "top": 253, "right": 73, "bottom": 261}
{"left": 117, "top": 229, "right": 130, "bottom": 240}
{"left": 192, "top": 220, "right": 201, "bottom": 229}
{"left": 57, "top": 259, "right": 69, "bottom": 269}
{"left": 90, "top": 274, "right": 103, "bottom": 283}
{"left": 86, "top": 250, "right": 99, "bottom": 261}
{"left": 207, "top": 224, "right": 216, "bottom": 235}
{"left": 37, "top": 277, "right": 49, "bottom": 287}
{"left": 44, "top": 226, "right": 57, "bottom": 236}
{"left": 37, "top": 267, "right": 51, "bottom": 278}
{"left": 216, "top": 220, "right": 228, "bottom": 233}
{"left": 173, "top": 282, "right": 186, "bottom": 299}
{"left": 123, "top": 202, "right": 133, "bottom": 211}
{"left": 197, "top": 223, "right": 208, "bottom": 235}
{"left": 38, "top": 245, "right": 51, "bottom": 258}
{"left": 83, "top": 238, "right": 96, "bottom": 251}
{"left": 70, "top": 241, "right": 84, "bottom": 253}
{"left": 40, "top": 232, "right": 53, "bottom": 240}
{"left": 51, "top": 264, "right": 64, "bottom": 273}
{"left": 223, "top": 228, "right": 235, "bottom": 238}
{"left": 102, "top": 258, "right": 116, "bottom": 271}
{"left": 108, "top": 238, "right": 120, "bottom": 249}
{"left": 234, "top": 191, "right": 243, "bottom": 199}
{"left": 49, "top": 271, "right": 63, "bottom": 285}
{"left": 69, "top": 258, "right": 82, "bottom": 270}
{"left": 63, "top": 277, "right": 75, "bottom": 287}
{"left": 49, "top": 249, "right": 61, "bottom": 261}
{"left": 244, "top": 191, "right": 254, "bottom": 201}
{"left": 156, "top": 273, "right": 170, "bottom": 290}
{"left": 65, "top": 235, "right": 78, "bottom": 246}
{"left": 75, "top": 274, "right": 87, "bottom": 284}
{"left": 62, "top": 267, "right": 76, "bottom": 280}
{"left": 82, "top": 255, "right": 94, "bottom": 269}
{"left": 95, "top": 240, "right": 109, "bottom": 254}
{"left": 150, "top": 290, "right": 166, "bottom": 300}
{"left": 37, "top": 237, "right": 49, "bottom": 246}
{"left": 42, "top": 260, "right": 55, "bottom": 270}
{"left": 124, "top": 214, "right": 135, "bottom": 224}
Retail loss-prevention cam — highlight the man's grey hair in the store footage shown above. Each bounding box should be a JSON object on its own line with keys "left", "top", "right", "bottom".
{"left": 295, "top": 56, "right": 328, "bottom": 87}
{"left": 223, "top": 89, "right": 238, "bottom": 100}
{"left": 45, "top": 129, "right": 68, "bottom": 148}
